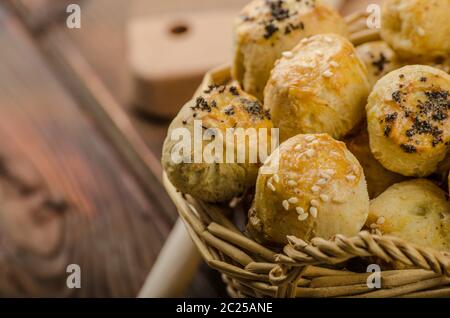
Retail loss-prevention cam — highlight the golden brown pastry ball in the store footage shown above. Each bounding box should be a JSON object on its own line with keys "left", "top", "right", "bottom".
{"left": 162, "top": 83, "right": 273, "bottom": 203}
{"left": 264, "top": 34, "right": 370, "bottom": 142}
{"left": 232, "top": 0, "right": 349, "bottom": 100}
{"left": 356, "top": 41, "right": 402, "bottom": 88}
{"left": 248, "top": 134, "right": 369, "bottom": 245}
{"left": 367, "top": 179, "right": 450, "bottom": 252}
{"left": 345, "top": 126, "right": 406, "bottom": 199}
{"left": 381, "top": 0, "right": 450, "bottom": 59}
{"left": 367, "top": 65, "right": 450, "bottom": 177}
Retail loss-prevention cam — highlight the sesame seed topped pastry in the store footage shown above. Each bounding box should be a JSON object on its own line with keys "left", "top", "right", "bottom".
{"left": 233, "top": 0, "right": 349, "bottom": 101}
{"left": 162, "top": 83, "right": 273, "bottom": 203}
{"left": 367, "top": 179, "right": 450, "bottom": 253}
{"left": 381, "top": 0, "right": 450, "bottom": 59}
{"left": 345, "top": 126, "right": 406, "bottom": 199}
{"left": 366, "top": 65, "right": 450, "bottom": 177}
{"left": 248, "top": 134, "right": 369, "bottom": 245}
{"left": 264, "top": 34, "right": 370, "bottom": 142}
{"left": 356, "top": 41, "right": 403, "bottom": 88}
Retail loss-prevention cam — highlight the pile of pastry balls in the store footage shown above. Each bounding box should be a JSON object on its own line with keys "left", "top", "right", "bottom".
{"left": 163, "top": 0, "right": 450, "bottom": 254}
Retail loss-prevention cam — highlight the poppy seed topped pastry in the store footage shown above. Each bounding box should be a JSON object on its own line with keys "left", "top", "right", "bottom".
{"left": 232, "top": 0, "right": 349, "bottom": 100}
{"left": 264, "top": 34, "right": 370, "bottom": 142}
{"left": 162, "top": 83, "right": 273, "bottom": 203}
{"left": 248, "top": 134, "right": 369, "bottom": 245}
{"left": 381, "top": 0, "right": 450, "bottom": 59}
{"left": 356, "top": 41, "right": 402, "bottom": 88}
{"left": 367, "top": 179, "right": 450, "bottom": 252}
{"left": 366, "top": 65, "right": 450, "bottom": 177}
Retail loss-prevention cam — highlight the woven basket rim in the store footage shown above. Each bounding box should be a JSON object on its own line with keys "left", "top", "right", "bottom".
{"left": 163, "top": 172, "right": 450, "bottom": 298}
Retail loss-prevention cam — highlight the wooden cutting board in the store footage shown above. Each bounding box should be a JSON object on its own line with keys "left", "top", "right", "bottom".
{"left": 128, "top": 10, "right": 236, "bottom": 118}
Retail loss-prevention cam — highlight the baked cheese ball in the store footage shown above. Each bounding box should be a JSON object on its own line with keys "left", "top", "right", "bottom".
{"left": 345, "top": 126, "right": 406, "bottom": 199}
{"left": 162, "top": 83, "right": 273, "bottom": 203}
{"left": 264, "top": 34, "right": 370, "bottom": 142}
{"left": 367, "top": 65, "right": 450, "bottom": 177}
{"left": 232, "top": 0, "right": 349, "bottom": 100}
{"left": 381, "top": 0, "right": 450, "bottom": 59}
{"left": 356, "top": 41, "right": 402, "bottom": 88}
{"left": 367, "top": 179, "right": 450, "bottom": 252}
{"left": 248, "top": 134, "right": 369, "bottom": 245}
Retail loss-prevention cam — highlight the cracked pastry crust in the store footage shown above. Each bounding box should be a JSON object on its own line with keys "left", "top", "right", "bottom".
{"left": 366, "top": 65, "right": 450, "bottom": 177}
{"left": 381, "top": 0, "right": 450, "bottom": 59}
{"left": 264, "top": 34, "right": 370, "bottom": 142}
{"left": 162, "top": 83, "right": 273, "bottom": 203}
{"left": 232, "top": 0, "right": 349, "bottom": 101}
{"left": 248, "top": 134, "right": 369, "bottom": 245}
{"left": 367, "top": 179, "right": 450, "bottom": 252}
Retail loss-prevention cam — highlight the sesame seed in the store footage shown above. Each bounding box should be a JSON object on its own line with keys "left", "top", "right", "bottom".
{"left": 322, "top": 70, "right": 333, "bottom": 78}
{"left": 377, "top": 217, "right": 385, "bottom": 225}
{"left": 319, "top": 172, "right": 330, "bottom": 179}
{"left": 324, "top": 36, "right": 333, "bottom": 43}
{"left": 273, "top": 174, "right": 280, "bottom": 183}
{"left": 329, "top": 61, "right": 339, "bottom": 68}
{"left": 267, "top": 181, "right": 276, "bottom": 192}
{"left": 346, "top": 175, "right": 356, "bottom": 181}
{"left": 299, "top": 62, "right": 315, "bottom": 69}
{"left": 309, "top": 207, "right": 318, "bottom": 218}
{"left": 282, "top": 200, "right": 290, "bottom": 211}
{"left": 288, "top": 180, "right": 297, "bottom": 186}
{"left": 296, "top": 207, "right": 305, "bottom": 215}
{"left": 317, "top": 178, "right": 327, "bottom": 185}
{"left": 288, "top": 197, "right": 299, "bottom": 204}
{"left": 315, "top": 50, "right": 324, "bottom": 56}
{"left": 417, "top": 27, "right": 425, "bottom": 36}
{"left": 305, "top": 135, "right": 315, "bottom": 142}
{"left": 295, "top": 144, "right": 303, "bottom": 151}
{"left": 330, "top": 151, "right": 339, "bottom": 156}
{"left": 311, "top": 185, "right": 320, "bottom": 192}
{"left": 282, "top": 51, "right": 294, "bottom": 58}
{"left": 326, "top": 169, "right": 335, "bottom": 175}
{"left": 320, "top": 194, "right": 329, "bottom": 202}
{"left": 310, "top": 199, "right": 319, "bottom": 207}
{"left": 332, "top": 196, "right": 345, "bottom": 203}
{"left": 298, "top": 213, "right": 309, "bottom": 221}
{"left": 305, "top": 149, "right": 315, "bottom": 157}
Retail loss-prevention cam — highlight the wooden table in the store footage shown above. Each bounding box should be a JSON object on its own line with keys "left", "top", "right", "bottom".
{"left": 0, "top": 0, "right": 226, "bottom": 297}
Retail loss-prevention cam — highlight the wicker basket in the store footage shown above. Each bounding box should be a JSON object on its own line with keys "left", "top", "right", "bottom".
{"left": 162, "top": 12, "right": 450, "bottom": 298}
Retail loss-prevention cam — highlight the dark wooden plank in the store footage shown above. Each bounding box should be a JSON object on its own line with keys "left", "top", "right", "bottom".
{"left": 53, "top": 0, "right": 168, "bottom": 158}
{"left": 41, "top": 28, "right": 175, "bottom": 220}
{"left": 6, "top": 0, "right": 77, "bottom": 31}
{"left": 40, "top": 25, "right": 226, "bottom": 299}
{"left": 0, "top": 6, "right": 171, "bottom": 297}
{"left": 38, "top": 1, "right": 227, "bottom": 297}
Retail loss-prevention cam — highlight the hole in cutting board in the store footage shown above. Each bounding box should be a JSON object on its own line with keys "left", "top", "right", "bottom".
{"left": 170, "top": 22, "right": 190, "bottom": 36}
